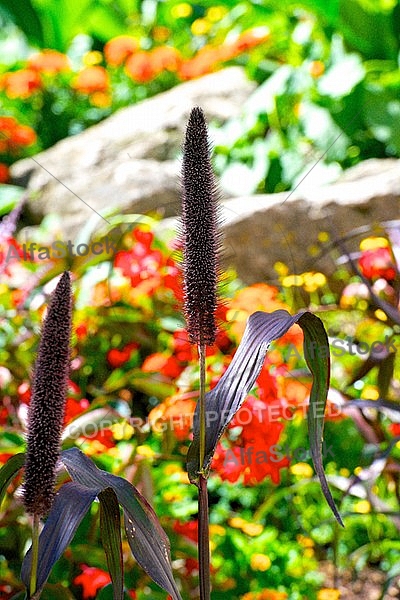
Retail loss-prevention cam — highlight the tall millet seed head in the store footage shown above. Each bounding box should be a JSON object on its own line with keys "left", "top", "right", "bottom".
{"left": 22, "top": 271, "right": 72, "bottom": 518}
{"left": 181, "top": 106, "right": 220, "bottom": 346}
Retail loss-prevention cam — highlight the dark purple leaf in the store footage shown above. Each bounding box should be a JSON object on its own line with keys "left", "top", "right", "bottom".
{"left": 21, "top": 482, "right": 99, "bottom": 593}
{"left": 61, "top": 448, "right": 182, "bottom": 600}
{"left": 98, "top": 488, "right": 124, "bottom": 600}
{"left": 187, "top": 309, "right": 343, "bottom": 525}
{"left": 299, "top": 312, "right": 343, "bottom": 526}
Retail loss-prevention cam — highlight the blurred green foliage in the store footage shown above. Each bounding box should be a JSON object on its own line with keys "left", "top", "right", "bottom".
{"left": 0, "top": 0, "right": 399, "bottom": 195}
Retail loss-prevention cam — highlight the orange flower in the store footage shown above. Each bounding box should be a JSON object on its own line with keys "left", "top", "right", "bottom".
{"left": 9, "top": 124, "right": 37, "bottom": 146}
{"left": 309, "top": 60, "right": 325, "bottom": 78}
{"left": 178, "top": 46, "right": 223, "bottom": 80}
{"left": 241, "top": 591, "right": 288, "bottom": 600}
{"left": 231, "top": 27, "right": 270, "bottom": 54}
{"left": 149, "top": 394, "right": 197, "bottom": 440}
{"left": 0, "top": 163, "right": 9, "bottom": 183}
{"left": 0, "top": 116, "right": 17, "bottom": 133}
{"left": 74, "top": 66, "right": 109, "bottom": 94}
{"left": 125, "top": 51, "right": 158, "bottom": 83}
{"left": 104, "top": 35, "right": 138, "bottom": 66}
{"left": 150, "top": 46, "right": 182, "bottom": 72}
{"left": 28, "top": 50, "right": 70, "bottom": 74}
{"left": 1, "top": 69, "right": 41, "bottom": 98}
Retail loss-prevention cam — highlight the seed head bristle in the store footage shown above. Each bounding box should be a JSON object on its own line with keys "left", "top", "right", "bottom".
{"left": 181, "top": 107, "right": 220, "bottom": 346}
{"left": 22, "top": 271, "right": 72, "bottom": 517}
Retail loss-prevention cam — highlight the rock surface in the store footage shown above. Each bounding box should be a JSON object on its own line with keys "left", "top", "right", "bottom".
{"left": 9, "top": 64, "right": 400, "bottom": 285}
{"left": 220, "top": 158, "right": 400, "bottom": 285}
{"left": 11, "top": 66, "right": 255, "bottom": 235}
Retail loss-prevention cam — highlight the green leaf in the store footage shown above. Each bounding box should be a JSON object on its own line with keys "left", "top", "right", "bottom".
{"left": 0, "top": 452, "right": 25, "bottom": 507}
{"left": 0, "top": 0, "right": 44, "bottom": 46}
{"left": 61, "top": 448, "right": 182, "bottom": 600}
{"left": 99, "top": 488, "right": 124, "bottom": 600}
{"left": 0, "top": 185, "right": 25, "bottom": 218}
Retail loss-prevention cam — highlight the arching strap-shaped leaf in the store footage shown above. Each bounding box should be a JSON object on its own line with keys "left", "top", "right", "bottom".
{"left": 21, "top": 482, "right": 99, "bottom": 594}
{"left": 99, "top": 488, "right": 124, "bottom": 600}
{"left": 0, "top": 452, "right": 25, "bottom": 507}
{"left": 187, "top": 309, "right": 343, "bottom": 525}
{"left": 298, "top": 312, "right": 343, "bottom": 526}
{"left": 61, "top": 448, "right": 182, "bottom": 600}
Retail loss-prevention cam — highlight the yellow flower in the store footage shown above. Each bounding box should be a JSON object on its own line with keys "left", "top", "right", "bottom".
{"left": 250, "top": 553, "right": 271, "bottom": 571}
{"left": 191, "top": 18, "right": 211, "bottom": 35}
{"left": 206, "top": 6, "right": 228, "bottom": 22}
{"left": 164, "top": 464, "right": 181, "bottom": 475}
{"left": 274, "top": 261, "right": 289, "bottom": 276}
{"left": 296, "top": 534, "right": 314, "bottom": 548}
{"left": 136, "top": 444, "right": 155, "bottom": 458}
{"left": 112, "top": 422, "right": 134, "bottom": 440}
{"left": 361, "top": 385, "right": 379, "bottom": 400}
{"left": 171, "top": 2, "right": 192, "bottom": 18}
{"left": 290, "top": 462, "right": 313, "bottom": 478}
{"left": 318, "top": 231, "right": 330, "bottom": 243}
{"left": 242, "top": 523, "right": 263, "bottom": 537}
{"left": 210, "top": 524, "right": 226, "bottom": 536}
{"left": 282, "top": 274, "right": 303, "bottom": 287}
{"left": 354, "top": 500, "right": 370, "bottom": 514}
{"left": 83, "top": 50, "right": 103, "bottom": 66}
{"left": 360, "top": 236, "right": 389, "bottom": 251}
{"left": 229, "top": 517, "right": 247, "bottom": 529}
{"left": 374, "top": 309, "right": 388, "bottom": 321}
{"left": 317, "top": 588, "right": 340, "bottom": 600}
{"left": 163, "top": 490, "right": 183, "bottom": 502}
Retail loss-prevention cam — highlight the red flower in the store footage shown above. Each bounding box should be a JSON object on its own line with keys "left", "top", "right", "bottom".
{"left": 142, "top": 352, "right": 183, "bottom": 379}
{"left": 211, "top": 365, "right": 289, "bottom": 485}
{"left": 0, "top": 163, "right": 9, "bottom": 183}
{"left": 64, "top": 397, "right": 90, "bottom": 424}
{"left": 359, "top": 247, "right": 396, "bottom": 281}
{"left": 80, "top": 429, "right": 115, "bottom": 452}
{"left": 114, "top": 228, "right": 164, "bottom": 288}
{"left": 390, "top": 423, "right": 400, "bottom": 436}
{"left": 18, "top": 382, "right": 31, "bottom": 404}
{"left": 172, "top": 330, "right": 196, "bottom": 362}
{"left": 107, "top": 342, "right": 138, "bottom": 368}
{"left": 173, "top": 519, "right": 198, "bottom": 543}
{"left": 74, "top": 565, "right": 111, "bottom": 599}
{"left": 75, "top": 323, "right": 88, "bottom": 339}
{"left": 183, "top": 557, "right": 199, "bottom": 575}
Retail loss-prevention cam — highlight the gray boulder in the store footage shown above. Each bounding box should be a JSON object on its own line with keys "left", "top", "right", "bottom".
{"left": 10, "top": 66, "right": 255, "bottom": 237}
{"left": 220, "top": 158, "right": 400, "bottom": 285}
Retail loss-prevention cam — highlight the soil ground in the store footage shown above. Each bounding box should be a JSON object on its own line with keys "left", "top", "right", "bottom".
{"left": 319, "top": 562, "right": 400, "bottom": 599}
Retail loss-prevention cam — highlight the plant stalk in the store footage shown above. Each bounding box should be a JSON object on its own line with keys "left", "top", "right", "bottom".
{"left": 30, "top": 513, "right": 40, "bottom": 598}
{"left": 198, "top": 474, "right": 210, "bottom": 600}
{"left": 198, "top": 343, "right": 210, "bottom": 600}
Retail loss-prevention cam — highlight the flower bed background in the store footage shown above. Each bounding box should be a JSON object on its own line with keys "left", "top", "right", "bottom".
{"left": 1, "top": 0, "right": 400, "bottom": 598}
{"left": 1, "top": 212, "right": 400, "bottom": 599}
